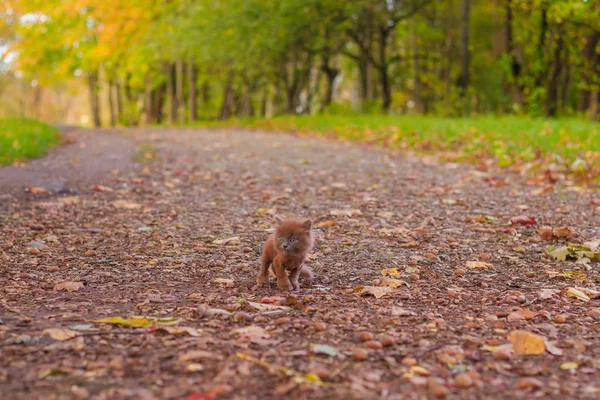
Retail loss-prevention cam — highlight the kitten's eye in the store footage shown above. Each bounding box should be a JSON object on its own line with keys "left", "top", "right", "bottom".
{"left": 289, "top": 238, "right": 297, "bottom": 243}
{"left": 278, "top": 237, "right": 285, "bottom": 242}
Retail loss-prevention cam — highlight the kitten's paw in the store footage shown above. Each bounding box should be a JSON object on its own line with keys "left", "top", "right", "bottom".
{"left": 277, "top": 282, "right": 294, "bottom": 291}
{"left": 253, "top": 281, "right": 270, "bottom": 291}
{"left": 291, "top": 281, "right": 300, "bottom": 291}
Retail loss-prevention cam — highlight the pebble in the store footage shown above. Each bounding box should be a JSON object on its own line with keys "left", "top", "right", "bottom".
{"left": 515, "top": 377, "right": 542, "bottom": 390}
{"left": 454, "top": 268, "right": 465, "bottom": 275}
{"left": 47, "top": 266, "right": 59, "bottom": 272}
{"left": 525, "top": 271, "right": 535, "bottom": 277}
{"left": 352, "top": 348, "right": 369, "bottom": 361}
{"left": 454, "top": 373, "right": 473, "bottom": 388}
{"left": 314, "top": 367, "right": 330, "bottom": 380}
{"left": 363, "top": 340, "right": 383, "bottom": 350}
{"left": 275, "top": 317, "right": 291, "bottom": 326}
{"left": 84, "top": 250, "right": 96, "bottom": 257}
{"left": 410, "top": 274, "right": 419, "bottom": 281}
{"left": 494, "top": 349, "right": 511, "bottom": 360}
{"left": 358, "top": 332, "right": 374, "bottom": 342}
{"left": 29, "top": 248, "right": 40, "bottom": 255}
{"left": 215, "top": 260, "right": 225, "bottom": 267}
{"left": 314, "top": 322, "right": 326, "bottom": 332}
{"left": 427, "top": 378, "right": 449, "bottom": 397}
{"left": 401, "top": 357, "right": 417, "bottom": 366}
{"left": 243, "top": 247, "right": 252, "bottom": 253}
{"left": 233, "top": 312, "right": 251, "bottom": 322}
{"left": 586, "top": 309, "right": 600, "bottom": 319}
{"left": 553, "top": 314, "right": 567, "bottom": 323}
{"left": 380, "top": 335, "right": 395, "bottom": 347}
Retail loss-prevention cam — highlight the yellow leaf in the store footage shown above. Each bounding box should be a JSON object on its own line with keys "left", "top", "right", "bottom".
{"left": 566, "top": 287, "right": 590, "bottom": 302}
{"left": 573, "top": 287, "right": 599, "bottom": 299}
{"left": 93, "top": 316, "right": 178, "bottom": 328}
{"left": 379, "top": 277, "right": 408, "bottom": 288}
{"left": 560, "top": 362, "right": 578, "bottom": 370}
{"left": 213, "top": 278, "right": 234, "bottom": 287}
{"left": 466, "top": 261, "right": 492, "bottom": 270}
{"left": 43, "top": 328, "right": 78, "bottom": 341}
{"left": 317, "top": 220, "right": 336, "bottom": 227}
{"left": 236, "top": 353, "right": 325, "bottom": 386}
{"left": 185, "top": 363, "right": 204, "bottom": 372}
{"left": 213, "top": 237, "right": 240, "bottom": 245}
{"left": 380, "top": 268, "right": 400, "bottom": 277}
{"left": 54, "top": 281, "right": 84, "bottom": 292}
{"left": 156, "top": 326, "right": 202, "bottom": 337}
{"left": 509, "top": 330, "right": 546, "bottom": 355}
{"left": 179, "top": 350, "right": 223, "bottom": 362}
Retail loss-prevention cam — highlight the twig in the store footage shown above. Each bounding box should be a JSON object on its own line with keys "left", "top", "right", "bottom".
{"left": 416, "top": 343, "right": 444, "bottom": 359}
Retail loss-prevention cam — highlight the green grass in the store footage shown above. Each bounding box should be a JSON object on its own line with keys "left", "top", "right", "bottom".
{"left": 204, "top": 115, "right": 600, "bottom": 183}
{"left": 0, "top": 118, "right": 60, "bottom": 165}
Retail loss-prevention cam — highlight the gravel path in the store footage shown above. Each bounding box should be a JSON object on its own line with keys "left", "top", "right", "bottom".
{"left": 1, "top": 127, "right": 599, "bottom": 399}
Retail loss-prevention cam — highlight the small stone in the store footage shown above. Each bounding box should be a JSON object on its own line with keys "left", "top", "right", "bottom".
{"left": 47, "top": 266, "right": 59, "bottom": 272}
{"left": 84, "top": 250, "right": 96, "bottom": 257}
{"left": 19, "top": 272, "right": 31, "bottom": 279}
{"left": 454, "top": 373, "right": 473, "bottom": 388}
{"left": 586, "top": 309, "right": 600, "bottom": 319}
{"left": 454, "top": 268, "right": 465, "bottom": 275}
{"left": 352, "top": 348, "right": 369, "bottom": 361}
{"left": 243, "top": 247, "right": 252, "bottom": 253}
{"left": 538, "top": 226, "right": 553, "bottom": 240}
{"left": 314, "top": 367, "right": 330, "bottom": 380}
{"left": 553, "top": 314, "right": 567, "bottom": 323}
{"left": 380, "top": 335, "right": 395, "bottom": 347}
{"left": 29, "top": 248, "right": 40, "bottom": 255}
{"left": 215, "top": 260, "right": 225, "bottom": 267}
{"left": 410, "top": 274, "right": 419, "bottom": 281}
{"left": 427, "top": 378, "right": 449, "bottom": 397}
{"left": 233, "top": 312, "right": 251, "bottom": 322}
{"left": 363, "top": 340, "right": 383, "bottom": 350}
{"left": 525, "top": 271, "right": 535, "bottom": 278}
{"left": 401, "top": 357, "right": 417, "bottom": 366}
{"left": 358, "top": 332, "right": 374, "bottom": 342}
{"left": 314, "top": 322, "right": 326, "bottom": 332}
{"left": 322, "top": 247, "right": 332, "bottom": 254}
{"left": 494, "top": 349, "right": 511, "bottom": 360}
{"left": 275, "top": 317, "right": 291, "bottom": 326}
{"left": 515, "top": 377, "right": 543, "bottom": 390}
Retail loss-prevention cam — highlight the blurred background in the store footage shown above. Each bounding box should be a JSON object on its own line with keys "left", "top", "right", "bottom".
{"left": 1, "top": 0, "right": 599, "bottom": 127}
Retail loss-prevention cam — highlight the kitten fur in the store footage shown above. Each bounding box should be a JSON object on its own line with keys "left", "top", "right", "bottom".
{"left": 256, "top": 218, "right": 314, "bottom": 291}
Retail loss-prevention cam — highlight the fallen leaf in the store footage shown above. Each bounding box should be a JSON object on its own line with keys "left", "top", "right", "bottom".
{"left": 317, "top": 220, "right": 336, "bottom": 227}
{"left": 509, "top": 330, "right": 546, "bottom": 355}
{"left": 54, "top": 281, "right": 84, "bottom": 292}
{"left": 38, "top": 369, "right": 70, "bottom": 378}
{"left": 544, "top": 339, "right": 563, "bottom": 356}
{"left": 560, "top": 362, "right": 578, "bottom": 370}
{"left": 379, "top": 277, "right": 408, "bottom": 288}
{"left": 213, "top": 237, "right": 240, "bottom": 245}
{"left": 93, "top": 316, "right": 178, "bottom": 328}
{"left": 539, "top": 288, "right": 560, "bottom": 300}
{"left": 356, "top": 286, "right": 392, "bottom": 299}
{"left": 538, "top": 226, "right": 553, "bottom": 240}
{"left": 465, "top": 261, "right": 492, "bottom": 270}
{"left": 255, "top": 208, "right": 276, "bottom": 215}
{"left": 573, "top": 287, "right": 599, "bottom": 299}
{"left": 391, "top": 305, "right": 416, "bottom": 317}
{"left": 480, "top": 343, "right": 513, "bottom": 353}
{"left": 330, "top": 209, "right": 363, "bottom": 217}
{"left": 566, "top": 287, "right": 590, "bottom": 302}
{"left": 236, "top": 353, "right": 324, "bottom": 386}
{"left": 91, "top": 185, "right": 113, "bottom": 192}
{"left": 546, "top": 246, "right": 570, "bottom": 261}
{"left": 510, "top": 215, "right": 537, "bottom": 226}
{"left": 552, "top": 227, "right": 573, "bottom": 240}
{"left": 377, "top": 211, "right": 394, "bottom": 219}
{"left": 185, "top": 363, "right": 204, "bottom": 372}
{"left": 28, "top": 187, "right": 47, "bottom": 194}
{"left": 330, "top": 182, "right": 347, "bottom": 189}
{"left": 508, "top": 309, "right": 539, "bottom": 321}
{"left": 259, "top": 296, "right": 286, "bottom": 304}
{"left": 233, "top": 325, "right": 270, "bottom": 340}
{"left": 43, "top": 328, "right": 78, "bottom": 341}
{"left": 213, "top": 278, "right": 234, "bottom": 287}
{"left": 247, "top": 301, "right": 291, "bottom": 312}
{"left": 380, "top": 268, "right": 400, "bottom": 277}
{"left": 112, "top": 200, "right": 142, "bottom": 210}
{"left": 156, "top": 326, "right": 202, "bottom": 337}
{"left": 310, "top": 343, "right": 337, "bottom": 357}
{"left": 179, "top": 350, "right": 223, "bottom": 362}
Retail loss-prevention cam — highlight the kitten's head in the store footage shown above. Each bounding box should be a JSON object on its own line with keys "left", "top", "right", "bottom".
{"left": 274, "top": 218, "right": 313, "bottom": 254}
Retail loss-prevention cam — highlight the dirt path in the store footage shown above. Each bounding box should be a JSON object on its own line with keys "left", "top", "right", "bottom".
{"left": 1, "top": 128, "right": 599, "bottom": 400}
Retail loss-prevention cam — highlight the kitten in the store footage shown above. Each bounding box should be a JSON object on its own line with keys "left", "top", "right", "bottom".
{"left": 256, "top": 217, "right": 314, "bottom": 291}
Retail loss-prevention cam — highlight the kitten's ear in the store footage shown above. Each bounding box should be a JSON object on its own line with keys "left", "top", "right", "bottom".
{"left": 302, "top": 220, "right": 312, "bottom": 231}
{"left": 274, "top": 215, "right": 285, "bottom": 225}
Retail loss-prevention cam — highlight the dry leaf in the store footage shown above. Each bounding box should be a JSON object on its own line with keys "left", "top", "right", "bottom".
{"left": 480, "top": 343, "right": 513, "bottom": 353}
{"left": 213, "top": 278, "right": 234, "bottom": 287}
{"left": 509, "top": 330, "right": 546, "bottom": 355}
{"left": 178, "top": 350, "right": 223, "bottom": 362}
{"left": 377, "top": 211, "right": 394, "bottom": 219}
{"left": 560, "top": 362, "right": 578, "bottom": 370}
{"left": 544, "top": 339, "right": 563, "bottom": 356}
{"left": 508, "top": 309, "right": 539, "bottom": 321}
{"left": 112, "top": 200, "right": 142, "bottom": 210}
{"left": 213, "top": 237, "right": 240, "bottom": 245}
{"left": 380, "top": 268, "right": 400, "bottom": 277}
{"left": 317, "top": 220, "right": 336, "bottom": 227}
{"left": 28, "top": 187, "right": 47, "bottom": 194}
{"left": 466, "top": 261, "right": 492, "bottom": 270}
{"left": 539, "top": 288, "right": 560, "bottom": 300}
{"left": 566, "top": 287, "right": 590, "bottom": 302}
{"left": 92, "top": 185, "right": 113, "bottom": 192}
{"left": 43, "top": 328, "right": 78, "bottom": 341}
{"left": 510, "top": 215, "right": 537, "bottom": 225}
{"left": 552, "top": 227, "right": 573, "bottom": 240}
{"left": 156, "top": 326, "right": 202, "bottom": 337}
{"left": 538, "top": 226, "right": 553, "bottom": 240}
{"left": 356, "top": 286, "right": 392, "bottom": 299}
{"left": 54, "top": 281, "right": 84, "bottom": 292}
{"left": 379, "top": 277, "right": 408, "bottom": 288}
{"left": 391, "top": 305, "right": 416, "bottom": 316}
{"left": 233, "top": 326, "right": 270, "bottom": 340}
{"left": 330, "top": 209, "right": 362, "bottom": 217}
{"left": 185, "top": 363, "right": 204, "bottom": 372}
{"left": 93, "top": 316, "right": 178, "bottom": 328}
{"left": 247, "top": 301, "right": 291, "bottom": 312}
{"left": 573, "top": 287, "right": 599, "bottom": 299}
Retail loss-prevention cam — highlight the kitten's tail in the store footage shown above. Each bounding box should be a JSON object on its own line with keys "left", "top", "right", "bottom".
{"left": 301, "top": 266, "right": 314, "bottom": 281}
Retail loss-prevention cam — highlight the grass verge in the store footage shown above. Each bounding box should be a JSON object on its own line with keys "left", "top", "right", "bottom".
{"left": 204, "top": 115, "right": 600, "bottom": 185}
{"left": 0, "top": 118, "right": 60, "bottom": 165}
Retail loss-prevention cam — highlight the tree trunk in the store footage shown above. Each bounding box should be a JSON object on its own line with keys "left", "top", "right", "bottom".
{"left": 590, "top": 90, "right": 599, "bottom": 121}
{"left": 176, "top": 60, "right": 184, "bottom": 124}
{"left": 378, "top": 27, "right": 392, "bottom": 112}
{"left": 535, "top": 6, "right": 548, "bottom": 87}
{"left": 187, "top": 61, "right": 198, "bottom": 122}
{"left": 167, "top": 63, "right": 177, "bottom": 124}
{"left": 87, "top": 71, "right": 101, "bottom": 127}
{"left": 505, "top": 0, "right": 523, "bottom": 107}
{"left": 108, "top": 78, "right": 117, "bottom": 127}
{"left": 321, "top": 53, "right": 339, "bottom": 109}
{"left": 144, "top": 74, "right": 154, "bottom": 125}
{"left": 219, "top": 74, "right": 235, "bottom": 120}
{"left": 545, "top": 34, "right": 563, "bottom": 117}
{"left": 457, "top": 0, "right": 470, "bottom": 102}
{"left": 153, "top": 82, "right": 166, "bottom": 124}
{"left": 578, "top": 32, "right": 600, "bottom": 113}
{"left": 116, "top": 79, "right": 123, "bottom": 124}
{"left": 261, "top": 87, "right": 268, "bottom": 117}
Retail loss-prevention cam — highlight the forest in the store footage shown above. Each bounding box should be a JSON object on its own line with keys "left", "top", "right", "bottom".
{"left": 1, "top": 0, "right": 599, "bottom": 126}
